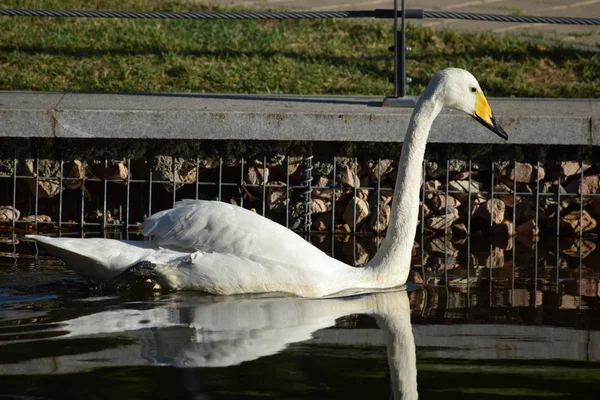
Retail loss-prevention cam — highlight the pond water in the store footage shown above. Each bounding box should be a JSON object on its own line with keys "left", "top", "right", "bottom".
{"left": 1, "top": 234, "right": 599, "bottom": 399}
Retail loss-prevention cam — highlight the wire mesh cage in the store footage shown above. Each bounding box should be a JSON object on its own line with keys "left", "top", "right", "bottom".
{"left": 1, "top": 144, "right": 599, "bottom": 308}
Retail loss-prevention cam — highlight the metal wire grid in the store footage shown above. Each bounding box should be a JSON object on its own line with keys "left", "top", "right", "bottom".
{"left": 418, "top": 159, "right": 598, "bottom": 311}
{"left": 1, "top": 155, "right": 599, "bottom": 298}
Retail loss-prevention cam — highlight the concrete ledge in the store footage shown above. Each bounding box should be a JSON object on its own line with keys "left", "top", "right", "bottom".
{"left": 1, "top": 91, "right": 598, "bottom": 145}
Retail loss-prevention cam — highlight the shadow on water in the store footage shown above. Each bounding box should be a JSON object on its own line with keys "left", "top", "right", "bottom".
{"left": 0, "top": 233, "right": 600, "bottom": 399}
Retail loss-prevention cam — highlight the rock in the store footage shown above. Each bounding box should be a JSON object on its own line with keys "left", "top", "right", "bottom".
{"left": 152, "top": 156, "right": 190, "bottom": 192}
{"left": 338, "top": 165, "right": 359, "bottom": 188}
{"left": 450, "top": 222, "right": 468, "bottom": 240}
{"left": 578, "top": 279, "right": 598, "bottom": 297}
{"left": 23, "top": 159, "right": 62, "bottom": 199}
{"left": 426, "top": 237, "right": 458, "bottom": 256}
{"left": 539, "top": 198, "right": 560, "bottom": 220}
{"left": 562, "top": 239, "right": 596, "bottom": 259}
{"left": 0, "top": 206, "right": 20, "bottom": 221}
{"left": 560, "top": 210, "right": 597, "bottom": 234}
{"left": 491, "top": 220, "right": 514, "bottom": 238}
{"left": 500, "top": 162, "right": 545, "bottom": 183}
{"left": 448, "top": 180, "right": 482, "bottom": 202}
{"left": 514, "top": 200, "right": 535, "bottom": 224}
{"left": 367, "top": 159, "right": 394, "bottom": 184}
{"left": 245, "top": 166, "right": 269, "bottom": 186}
{"left": 311, "top": 198, "right": 332, "bottom": 214}
{"left": 336, "top": 223, "right": 352, "bottom": 233}
{"left": 424, "top": 207, "right": 459, "bottom": 231}
{"left": 357, "top": 176, "right": 370, "bottom": 200}
{"left": 477, "top": 199, "right": 505, "bottom": 225}
{"left": 423, "top": 180, "right": 441, "bottom": 200}
{"left": 516, "top": 219, "right": 539, "bottom": 237}
{"left": 495, "top": 182, "right": 519, "bottom": 207}
{"left": 369, "top": 187, "right": 393, "bottom": 209}
{"left": 22, "top": 214, "right": 52, "bottom": 223}
{"left": 267, "top": 182, "right": 288, "bottom": 213}
{"left": 560, "top": 160, "right": 591, "bottom": 179}
{"left": 313, "top": 176, "right": 333, "bottom": 201}
{"left": 565, "top": 175, "right": 600, "bottom": 199}
{"left": 313, "top": 212, "right": 333, "bottom": 231}
{"left": 177, "top": 160, "right": 197, "bottom": 184}
{"left": 430, "top": 194, "right": 461, "bottom": 212}
{"left": 425, "top": 160, "right": 468, "bottom": 178}
{"left": 451, "top": 170, "right": 479, "bottom": 180}
{"left": 410, "top": 270, "right": 424, "bottom": 284}
{"left": 482, "top": 247, "right": 504, "bottom": 269}
{"left": 64, "top": 160, "right": 86, "bottom": 190}
{"left": 343, "top": 197, "right": 370, "bottom": 228}
{"left": 244, "top": 166, "right": 270, "bottom": 195}
{"left": 286, "top": 155, "right": 305, "bottom": 176}
{"left": 111, "top": 161, "right": 129, "bottom": 183}
{"left": 369, "top": 204, "right": 391, "bottom": 232}
{"left": 197, "top": 156, "right": 220, "bottom": 169}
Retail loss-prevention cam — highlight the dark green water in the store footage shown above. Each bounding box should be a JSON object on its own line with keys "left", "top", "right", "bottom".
{"left": 1, "top": 234, "right": 599, "bottom": 399}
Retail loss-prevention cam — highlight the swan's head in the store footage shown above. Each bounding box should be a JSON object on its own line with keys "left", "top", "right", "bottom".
{"left": 430, "top": 68, "right": 508, "bottom": 140}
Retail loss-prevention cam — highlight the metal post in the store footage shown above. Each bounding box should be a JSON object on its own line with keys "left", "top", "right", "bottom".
{"left": 382, "top": 0, "right": 417, "bottom": 107}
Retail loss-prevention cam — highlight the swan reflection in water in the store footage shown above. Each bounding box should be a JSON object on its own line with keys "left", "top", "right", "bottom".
{"left": 1, "top": 289, "right": 418, "bottom": 399}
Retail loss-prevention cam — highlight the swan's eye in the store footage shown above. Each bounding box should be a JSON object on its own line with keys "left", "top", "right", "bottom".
{"left": 471, "top": 87, "right": 478, "bottom": 93}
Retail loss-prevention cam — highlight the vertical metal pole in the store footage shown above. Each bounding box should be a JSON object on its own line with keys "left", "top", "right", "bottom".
{"left": 195, "top": 156, "right": 200, "bottom": 200}
{"left": 512, "top": 159, "right": 517, "bottom": 306}
{"left": 34, "top": 152, "right": 39, "bottom": 232}
{"left": 172, "top": 157, "right": 177, "bottom": 207}
{"left": 534, "top": 161, "right": 540, "bottom": 304}
{"left": 148, "top": 158, "right": 153, "bottom": 217}
{"left": 81, "top": 160, "right": 86, "bottom": 232}
{"left": 579, "top": 160, "right": 583, "bottom": 308}
{"left": 490, "top": 162, "right": 495, "bottom": 296}
{"left": 240, "top": 157, "right": 245, "bottom": 208}
{"left": 393, "top": 0, "right": 407, "bottom": 98}
{"left": 556, "top": 170, "right": 561, "bottom": 294}
{"left": 421, "top": 159, "right": 425, "bottom": 280}
{"left": 376, "top": 159, "right": 381, "bottom": 236}
{"left": 218, "top": 157, "right": 223, "bottom": 202}
{"left": 393, "top": 0, "right": 398, "bottom": 98}
{"left": 332, "top": 157, "right": 337, "bottom": 258}
{"left": 353, "top": 158, "right": 358, "bottom": 234}
{"left": 467, "top": 160, "right": 472, "bottom": 306}
{"left": 444, "top": 159, "right": 449, "bottom": 283}
{"left": 262, "top": 156, "right": 267, "bottom": 216}
{"left": 125, "top": 159, "right": 131, "bottom": 230}
{"left": 103, "top": 156, "right": 108, "bottom": 229}
{"left": 59, "top": 158, "right": 64, "bottom": 235}
{"left": 12, "top": 155, "right": 17, "bottom": 238}
{"left": 286, "top": 156, "right": 290, "bottom": 229}
{"left": 400, "top": 0, "right": 406, "bottom": 98}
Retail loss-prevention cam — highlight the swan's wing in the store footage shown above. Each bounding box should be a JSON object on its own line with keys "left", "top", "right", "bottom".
{"left": 142, "top": 200, "right": 337, "bottom": 269}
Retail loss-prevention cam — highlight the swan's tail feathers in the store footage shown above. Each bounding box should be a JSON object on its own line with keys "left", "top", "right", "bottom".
{"left": 25, "top": 235, "right": 157, "bottom": 283}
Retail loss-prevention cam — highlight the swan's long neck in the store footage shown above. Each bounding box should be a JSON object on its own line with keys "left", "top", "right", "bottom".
{"left": 367, "top": 89, "right": 442, "bottom": 286}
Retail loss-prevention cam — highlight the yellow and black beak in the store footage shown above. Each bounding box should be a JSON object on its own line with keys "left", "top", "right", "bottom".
{"left": 472, "top": 92, "right": 508, "bottom": 140}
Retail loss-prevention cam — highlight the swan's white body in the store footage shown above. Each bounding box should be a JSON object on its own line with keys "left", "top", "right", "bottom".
{"left": 27, "top": 68, "right": 507, "bottom": 298}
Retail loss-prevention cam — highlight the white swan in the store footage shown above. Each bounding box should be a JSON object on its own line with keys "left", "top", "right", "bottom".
{"left": 27, "top": 68, "right": 507, "bottom": 297}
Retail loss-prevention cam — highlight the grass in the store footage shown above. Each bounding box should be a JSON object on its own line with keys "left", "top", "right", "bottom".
{"left": 0, "top": 0, "right": 599, "bottom": 97}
